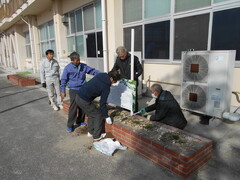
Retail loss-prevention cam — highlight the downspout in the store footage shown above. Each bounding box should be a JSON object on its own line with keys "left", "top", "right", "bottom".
{"left": 101, "top": 0, "right": 108, "bottom": 72}
{"left": 21, "top": 16, "right": 36, "bottom": 73}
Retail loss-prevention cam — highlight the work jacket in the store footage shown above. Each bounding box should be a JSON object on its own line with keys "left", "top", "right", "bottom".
{"left": 145, "top": 90, "right": 187, "bottom": 129}
{"left": 40, "top": 58, "right": 60, "bottom": 83}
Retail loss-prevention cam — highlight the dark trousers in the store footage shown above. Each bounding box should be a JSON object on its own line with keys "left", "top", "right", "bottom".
{"left": 67, "top": 89, "right": 85, "bottom": 128}
{"left": 75, "top": 95, "right": 103, "bottom": 139}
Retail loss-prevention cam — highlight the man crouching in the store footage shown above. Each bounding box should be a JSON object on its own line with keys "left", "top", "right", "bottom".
{"left": 75, "top": 70, "right": 121, "bottom": 141}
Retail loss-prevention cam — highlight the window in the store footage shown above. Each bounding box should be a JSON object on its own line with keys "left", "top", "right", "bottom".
{"left": 145, "top": 21, "right": 170, "bottom": 59}
{"left": 174, "top": 14, "right": 210, "bottom": 60}
{"left": 24, "top": 32, "right": 31, "bottom": 58}
{"left": 39, "top": 21, "right": 56, "bottom": 57}
{"left": 86, "top": 32, "right": 103, "bottom": 58}
{"left": 144, "top": 0, "right": 170, "bottom": 19}
{"left": 83, "top": 5, "right": 95, "bottom": 31}
{"left": 175, "top": 0, "right": 211, "bottom": 13}
{"left": 211, "top": 8, "right": 240, "bottom": 60}
{"left": 124, "top": 26, "right": 142, "bottom": 52}
{"left": 65, "top": 1, "right": 102, "bottom": 58}
{"left": 123, "top": 0, "right": 142, "bottom": 23}
{"left": 95, "top": 1, "right": 102, "bottom": 28}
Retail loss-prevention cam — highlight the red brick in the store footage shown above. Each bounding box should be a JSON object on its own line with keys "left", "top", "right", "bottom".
{"left": 141, "top": 136, "right": 152, "bottom": 144}
{"left": 171, "top": 167, "right": 189, "bottom": 178}
{"left": 164, "top": 147, "right": 180, "bottom": 158}
{"left": 151, "top": 141, "right": 165, "bottom": 151}
{"left": 122, "top": 128, "right": 131, "bottom": 134}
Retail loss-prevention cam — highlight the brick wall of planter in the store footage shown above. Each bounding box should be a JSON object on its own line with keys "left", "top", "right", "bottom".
{"left": 7, "top": 74, "right": 36, "bottom": 86}
{"left": 63, "top": 101, "right": 212, "bottom": 178}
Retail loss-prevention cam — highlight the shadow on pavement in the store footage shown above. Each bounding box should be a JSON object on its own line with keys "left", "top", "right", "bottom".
{"left": 0, "top": 87, "right": 39, "bottom": 99}
{"left": 0, "top": 96, "right": 48, "bottom": 114}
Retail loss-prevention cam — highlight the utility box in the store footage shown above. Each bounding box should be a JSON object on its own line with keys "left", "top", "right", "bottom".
{"left": 181, "top": 50, "right": 236, "bottom": 118}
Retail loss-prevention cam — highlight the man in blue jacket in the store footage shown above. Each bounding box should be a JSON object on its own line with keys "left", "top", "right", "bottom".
{"left": 75, "top": 70, "right": 121, "bottom": 141}
{"left": 61, "top": 52, "right": 100, "bottom": 133}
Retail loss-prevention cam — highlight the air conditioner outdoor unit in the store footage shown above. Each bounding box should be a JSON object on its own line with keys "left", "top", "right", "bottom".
{"left": 180, "top": 50, "right": 236, "bottom": 118}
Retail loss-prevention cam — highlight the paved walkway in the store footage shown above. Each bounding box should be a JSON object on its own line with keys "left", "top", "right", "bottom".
{"left": 1, "top": 67, "right": 240, "bottom": 180}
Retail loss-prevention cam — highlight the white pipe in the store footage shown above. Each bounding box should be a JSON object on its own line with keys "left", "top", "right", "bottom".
{"left": 130, "top": 29, "right": 135, "bottom": 81}
{"left": 130, "top": 29, "right": 135, "bottom": 115}
{"left": 222, "top": 112, "right": 240, "bottom": 122}
{"left": 101, "top": 0, "right": 108, "bottom": 72}
{"left": 21, "top": 16, "right": 36, "bottom": 73}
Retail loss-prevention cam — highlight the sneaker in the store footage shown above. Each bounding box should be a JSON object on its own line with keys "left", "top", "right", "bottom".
{"left": 53, "top": 106, "right": 59, "bottom": 111}
{"left": 59, "top": 105, "right": 64, "bottom": 110}
{"left": 93, "top": 133, "right": 106, "bottom": 142}
{"left": 67, "top": 127, "right": 73, "bottom": 133}
{"left": 87, "top": 132, "right": 93, "bottom": 137}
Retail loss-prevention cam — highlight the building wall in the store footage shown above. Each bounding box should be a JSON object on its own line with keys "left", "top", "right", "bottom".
{"left": 0, "top": 0, "right": 239, "bottom": 107}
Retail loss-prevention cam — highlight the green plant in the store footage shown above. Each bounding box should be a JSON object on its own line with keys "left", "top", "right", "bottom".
{"left": 121, "top": 117, "right": 128, "bottom": 121}
{"left": 132, "top": 120, "right": 141, "bottom": 125}
{"left": 17, "top": 71, "right": 32, "bottom": 75}
{"left": 143, "top": 124, "right": 155, "bottom": 130}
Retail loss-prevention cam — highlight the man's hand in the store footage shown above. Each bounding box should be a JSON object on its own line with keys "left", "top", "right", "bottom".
{"left": 61, "top": 93, "right": 66, "bottom": 99}
{"left": 105, "top": 117, "right": 112, "bottom": 124}
{"left": 140, "top": 108, "right": 146, "bottom": 115}
{"left": 42, "top": 83, "right": 46, "bottom": 88}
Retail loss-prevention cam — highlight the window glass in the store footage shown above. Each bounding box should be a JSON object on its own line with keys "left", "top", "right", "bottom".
{"left": 50, "top": 40, "right": 56, "bottom": 54}
{"left": 83, "top": 5, "right": 95, "bottom": 31}
{"left": 124, "top": 25, "right": 142, "bottom": 52}
{"left": 211, "top": 8, "right": 240, "bottom": 60}
{"left": 40, "top": 25, "right": 47, "bottom": 41}
{"left": 25, "top": 32, "right": 30, "bottom": 44}
{"left": 123, "top": 0, "right": 142, "bottom": 23}
{"left": 48, "top": 21, "right": 55, "bottom": 39}
{"left": 175, "top": 0, "right": 211, "bottom": 13}
{"left": 95, "top": 1, "right": 102, "bottom": 28}
{"left": 174, "top": 14, "right": 209, "bottom": 60}
{"left": 41, "top": 42, "right": 49, "bottom": 57}
{"left": 145, "top": 21, "right": 170, "bottom": 59}
{"left": 76, "top": 9, "right": 83, "bottom": 32}
{"left": 86, "top": 33, "right": 96, "bottom": 57}
{"left": 97, "top": 32, "right": 103, "bottom": 57}
{"left": 76, "top": 35, "right": 85, "bottom": 57}
{"left": 145, "top": 0, "right": 170, "bottom": 18}
{"left": 70, "top": 12, "right": 76, "bottom": 34}
{"left": 26, "top": 45, "right": 31, "bottom": 58}
{"left": 67, "top": 36, "right": 76, "bottom": 54}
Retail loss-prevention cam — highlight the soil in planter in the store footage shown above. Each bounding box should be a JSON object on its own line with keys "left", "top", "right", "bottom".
{"left": 109, "top": 109, "right": 200, "bottom": 153}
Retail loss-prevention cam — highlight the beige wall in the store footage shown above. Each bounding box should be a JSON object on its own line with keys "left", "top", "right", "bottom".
{"left": 37, "top": 8, "right": 54, "bottom": 26}
{"left": 106, "top": 0, "right": 123, "bottom": 71}
{"left": 143, "top": 63, "right": 240, "bottom": 106}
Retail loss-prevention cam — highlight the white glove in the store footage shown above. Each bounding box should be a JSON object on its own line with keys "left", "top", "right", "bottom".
{"left": 106, "top": 117, "right": 112, "bottom": 124}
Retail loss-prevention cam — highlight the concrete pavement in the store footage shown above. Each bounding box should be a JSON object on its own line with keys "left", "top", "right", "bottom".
{"left": 1, "top": 67, "right": 240, "bottom": 180}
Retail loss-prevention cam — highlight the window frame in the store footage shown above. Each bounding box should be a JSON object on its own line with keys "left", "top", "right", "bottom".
{"left": 122, "top": 0, "right": 240, "bottom": 66}
{"left": 39, "top": 20, "right": 56, "bottom": 58}
{"left": 65, "top": 0, "right": 103, "bottom": 59}
{"left": 24, "top": 31, "right": 32, "bottom": 58}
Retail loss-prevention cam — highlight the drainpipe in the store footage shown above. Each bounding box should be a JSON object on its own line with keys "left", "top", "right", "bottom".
{"left": 101, "top": 0, "right": 108, "bottom": 72}
{"left": 130, "top": 29, "right": 135, "bottom": 81}
{"left": 21, "top": 16, "right": 36, "bottom": 73}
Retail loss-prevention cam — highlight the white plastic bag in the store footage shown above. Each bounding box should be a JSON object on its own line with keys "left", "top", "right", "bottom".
{"left": 93, "top": 138, "right": 127, "bottom": 156}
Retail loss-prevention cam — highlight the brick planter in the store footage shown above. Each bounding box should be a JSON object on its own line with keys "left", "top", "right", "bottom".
{"left": 7, "top": 74, "right": 36, "bottom": 86}
{"left": 62, "top": 101, "right": 212, "bottom": 178}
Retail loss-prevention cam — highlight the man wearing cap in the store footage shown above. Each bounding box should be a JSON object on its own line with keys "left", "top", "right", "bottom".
{"left": 61, "top": 52, "right": 100, "bottom": 133}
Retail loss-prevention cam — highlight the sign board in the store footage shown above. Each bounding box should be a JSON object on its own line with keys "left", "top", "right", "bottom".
{"left": 107, "top": 79, "right": 136, "bottom": 112}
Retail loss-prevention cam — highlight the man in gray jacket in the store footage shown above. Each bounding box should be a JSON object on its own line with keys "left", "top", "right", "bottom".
{"left": 40, "top": 49, "right": 62, "bottom": 111}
